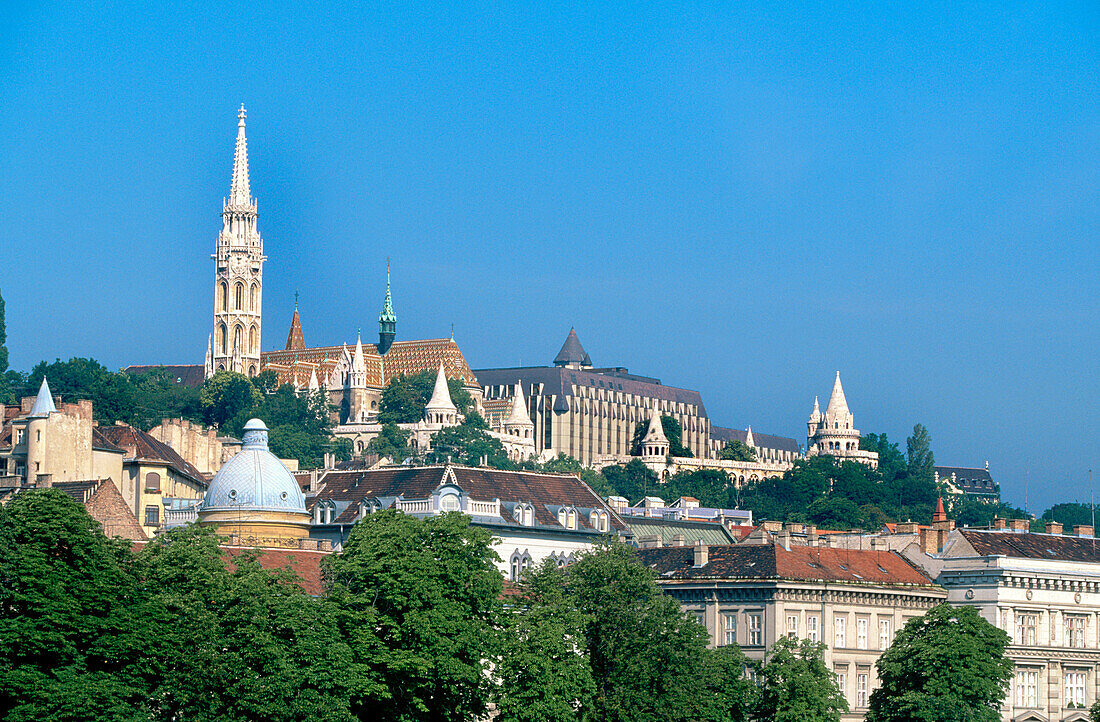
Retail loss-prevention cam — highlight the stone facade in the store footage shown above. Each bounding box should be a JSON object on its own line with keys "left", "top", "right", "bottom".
{"left": 149, "top": 417, "right": 240, "bottom": 476}
{"left": 53, "top": 478, "right": 147, "bottom": 541}
{"left": 639, "top": 542, "right": 946, "bottom": 721}
{"left": 206, "top": 106, "right": 265, "bottom": 378}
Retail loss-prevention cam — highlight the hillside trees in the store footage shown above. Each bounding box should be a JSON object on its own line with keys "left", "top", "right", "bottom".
{"left": 754, "top": 637, "right": 847, "bottom": 722}
{"left": 378, "top": 369, "right": 473, "bottom": 423}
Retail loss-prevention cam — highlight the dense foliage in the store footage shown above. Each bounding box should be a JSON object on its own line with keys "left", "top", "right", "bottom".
{"left": 866, "top": 603, "right": 1012, "bottom": 722}
{"left": 498, "top": 540, "right": 754, "bottom": 722}
{"left": 378, "top": 369, "right": 473, "bottom": 423}
{"left": 427, "top": 412, "right": 515, "bottom": 468}
{"left": 631, "top": 414, "right": 693, "bottom": 457}
{"left": 718, "top": 439, "right": 756, "bottom": 462}
{"left": 754, "top": 637, "right": 847, "bottom": 722}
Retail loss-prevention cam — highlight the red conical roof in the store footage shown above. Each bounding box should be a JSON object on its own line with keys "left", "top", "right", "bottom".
{"left": 932, "top": 495, "right": 947, "bottom": 523}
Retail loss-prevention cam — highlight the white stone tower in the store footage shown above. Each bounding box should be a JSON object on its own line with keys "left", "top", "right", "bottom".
{"left": 806, "top": 372, "right": 879, "bottom": 468}
{"left": 208, "top": 105, "right": 265, "bottom": 378}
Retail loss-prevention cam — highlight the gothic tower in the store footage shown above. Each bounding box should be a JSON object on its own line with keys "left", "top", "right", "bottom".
{"left": 208, "top": 105, "right": 265, "bottom": 378}
{"left": 378, "top": 264, "right": 397, "bottom": 355}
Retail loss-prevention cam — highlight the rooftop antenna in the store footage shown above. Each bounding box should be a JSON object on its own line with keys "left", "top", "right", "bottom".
{"left": 1024, "top": 464, "right": 1030, "bottom": 517}
{"left": 1091, "top": 468, "right": 1095, "bottom": 554}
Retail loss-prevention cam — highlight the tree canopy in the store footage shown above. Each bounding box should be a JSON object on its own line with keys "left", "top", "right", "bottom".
{"left": 866, "top": 603, "right": 1012, "bottom": 722}
{"left": 427, "top": 412, "right": 516, "bottom": 469}
{"left": 631, "top": 415, "right": 692, "bottom": 458}
{"left": 378, "top": 369, "right": 473, "bottom": 423}
{"left": 753, "top": 637, "right": 847, "bottom": 722}
{"left": 718, "top": 439, "right": 756, "bottom": 462}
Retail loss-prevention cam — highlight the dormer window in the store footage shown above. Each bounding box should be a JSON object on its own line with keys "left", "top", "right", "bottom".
{"left": 513, "top": 503, "right": 534, "bottom": 527}
{"left": 440, "top": 493, "right": 461, "bottom": 512}
{"left": 589, "top": 510, "right": 610, "bottom": 533}
{"left": 558, "top": 506, "right": 578, "bottom": 530}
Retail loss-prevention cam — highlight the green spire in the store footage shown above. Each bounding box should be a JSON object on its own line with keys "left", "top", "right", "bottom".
{"left": 379, "top": 261, "right": 397, "bottom": 324}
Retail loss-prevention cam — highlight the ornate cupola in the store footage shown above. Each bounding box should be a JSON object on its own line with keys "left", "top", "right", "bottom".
{"left": 378, "top": 263, "right": 397, "bottom": 355}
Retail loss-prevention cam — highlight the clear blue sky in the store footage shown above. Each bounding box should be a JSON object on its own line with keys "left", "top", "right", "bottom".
{"left": 1, "top": 2, "right": 1096, "bottom": 513}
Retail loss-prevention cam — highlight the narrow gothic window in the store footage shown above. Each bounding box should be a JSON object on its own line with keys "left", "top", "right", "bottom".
{"left": 219, "top": 282, "right": 228, "bottom": 312}
{"left": 235, "top": 282, "right": 244, "bottom": 310}
{"left": 218, "top": 324, "right": 227, "bottom": 354}
{"left": 250, "top": 284, "right": 258, "bottom": 311}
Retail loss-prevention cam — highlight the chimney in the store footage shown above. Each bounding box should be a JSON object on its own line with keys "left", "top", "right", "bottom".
{"left": 871, "top": 537, "right": 887, "bottom": 551}
{"left": 639, "top": 534, "right": 661, "bottom": 549}
{"left": 671, "top": 534, "right": 686, "bottom": 547}
{"left": 920, "top": 528, "right": 945, "bottom": 555}
{"left": 1045, "top": 521, "right": 1063, "bottom": 535}
{"left": 992, "top": 517, "right": 1006, "bottom": 530}
{"left": 762, "top": 520, "right": 782, "bottom": 533}
{"left": 1008, "top": 518, "right": 1029, "bottom": 532}
{"left": 693, "top": 542, "right": 709, "bottom": 567}
{"left": 895, "top": 521, "right": 920, "bottom": 535}
{"left": 806, "top": 525, "right": 819, "bottom": 546}
{"left": 776, "top": 530, "right": 791, "bottom": 551}
{"left": 1074, "top": 525, "right": 1094, "bottom": 538}
{"left": 784, "top": 521, "right": 805, "bottom": 535}
{"left": 323, "top": 452, "right": 335, "bottom": 469}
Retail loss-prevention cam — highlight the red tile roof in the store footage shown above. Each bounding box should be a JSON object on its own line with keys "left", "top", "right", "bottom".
{"left": 959, "top": 529, "right": 1100, "bottom": 562}
{"left": 638, "top": 543, "right": 935, "bottom": 587}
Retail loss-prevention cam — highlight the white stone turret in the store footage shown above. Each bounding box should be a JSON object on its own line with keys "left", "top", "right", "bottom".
{"left": 210, "top": 105, "right": 266, "bottom": 378}
{"left": 307, "top": 367, "right": 319, "bottom": 392}
{"left": 504, "top": 381, "right": 534, "bottom": 438}
{"left": 28, "top": 378, "right": 57, "bottom": 417}
{"left": 349, "top": 331, "right": 367, "bottom": 389}
{"left": 424, "top": 363, "right": 458, "bottom": 426}
{"left": 640, "top": 409, "right": 669, "bottom": 459}
{"left": 806, "top": 372, "right": 878, "bottom": 468}
{"left": 745, "top": 426, "right": 755, "bottom": 449}
{"left": 823, "top": 371, "right": 853, "bottom": 430}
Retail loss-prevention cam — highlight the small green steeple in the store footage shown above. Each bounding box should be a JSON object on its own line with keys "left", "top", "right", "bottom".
{"left": 378, "top": 261, "right": 397, "bottom": 355}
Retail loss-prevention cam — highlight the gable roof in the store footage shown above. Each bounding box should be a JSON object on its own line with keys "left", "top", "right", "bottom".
{"left": 936, "top": 466, "right": 996, "bottom": 494}
{"left": 710, "top": 425, "right": 800, "bottom": 454}
{"left": 958, "top": 529, "right": 1100, "bottom": 563}
{"left": 53, "top": 479, "right": 148, "bottom": 540}
{"left": 95, "top": 424, "right": 206, "bottom": 486}
{"left": 310, "top": 464, "right": 626, "bottom": 532}
{"left": 638, "top": 543, "right": 935, "bottom": 587}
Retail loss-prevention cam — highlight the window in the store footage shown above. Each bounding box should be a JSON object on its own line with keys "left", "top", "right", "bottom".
{"left": 144, "top": 505, "right": 159, "bottom": 526}
{"left": 1016, "top": 613, "right": 1038, "bottom": 646}
{"left": 748, "top": 613, "right": 762, "bottom": 645}
{"left": 1066, "top": 615, "right": 1086, "bottom": 648}
{"left": 722, "top": 613, "right": 737, "bottom": 646}
{"left": 15, "top": 429, "right": 24, "bottom": 444}
{"left": 144, "top": 472, "right": 161, "bottom": 493}
{"left": 856, "top": 671, "right": 868, "bottom": 708}
{"left": 834, "top": 667, "right": 848, "bottom": 703}
{"left": 857, "top": 618, "right": 868, "bottom": 650}
{"left": 807, "top": 615, "right": 819, "bottom": 643}
{"left": 879, "top": 619, "right": 891, "bottom": 650}
{"left": 1015, "top": 668, "right": 1038, "bottom": 707}
{"left": 786, "top": 614, "right": 799, "bottom": 639}
{"left": 1066, "top": 670, "right": 1087, "bottom": 708}
{"left": 834, "top": 616, "right": 846, "bottom": 648}
{"left": 439, "top": 493, "right": 460, "bottom": 512}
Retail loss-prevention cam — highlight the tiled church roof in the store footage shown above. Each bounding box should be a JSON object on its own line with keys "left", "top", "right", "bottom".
{"left": 262, "top": 338, "right": 478, "bottom": 390}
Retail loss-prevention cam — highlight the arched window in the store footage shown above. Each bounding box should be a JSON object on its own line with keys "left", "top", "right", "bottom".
{"left": 219, "top": 282, "right": 228, "bottom": 312}
{"left": 250, "top": 283, "right": 258, "bottom": 311}
{"left": 235, "top": 282, "right": 244, "bottom": 310}
{"left": 144, "top": 472, "right": 161, "bottom": 492}
{"left": 234, "top": 325, "right": 242, "bottom": 352}
{"left": 249, "top": 325, "right": 258, "bottom": 354}
{"left": 248, "top": 364, "right": 256, "bottom": 376}
{"left": 218, "top": 323, "right": 227, "bottom": 354}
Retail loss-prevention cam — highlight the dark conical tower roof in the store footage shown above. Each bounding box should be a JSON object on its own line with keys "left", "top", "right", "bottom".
{"left": 553, "top": 327, "right": 592, "bottom": 367}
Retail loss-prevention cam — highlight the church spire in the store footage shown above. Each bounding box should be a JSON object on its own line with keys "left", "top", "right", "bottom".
{"left": 285, "top": 305, "right": 305, "bottom": 350}
{"left": 505, "top": 381, "right": 534, "bottom": 429}
{"left": 228, "top": 105, "right": 253, "bottom": 208}
{"left": 825, "top": 371, "right": 851, "bottom": 420}
{"left": 378, "top": 261, "right": 397, "bottom": 355}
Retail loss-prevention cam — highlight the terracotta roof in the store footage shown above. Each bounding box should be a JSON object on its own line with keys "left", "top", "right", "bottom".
{"left": 959, "top": 529, "right": 1100, "bottom": 562}
{"left": 223, "top": 546, "right": 327, "bottom": 596}
{"left": 123, "top": 364, "right": 206, "bottom": 388}
{"left": 53, "top": 479, "right": 148, "bottom": 541}
{"left": 711, "top": 425, "right": 800, "bottom": 454}
{"left": 91, "top": 426, "right": 125, "bottom": 453}
{"left": 311, "top": 464, "right": 625, "bottom": 532}
{"left": 262, "top": 337, "right": 478, "bottom": 390}
{"left": 95, "top": 424, "right": 206, "bottom": 486}
{"left": 638, "top": 543, "right": 935, "bottom": 586}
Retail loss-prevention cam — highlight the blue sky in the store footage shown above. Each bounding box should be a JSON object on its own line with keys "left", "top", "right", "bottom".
{"left": 1, "top": 2, "right": 1096, "bottom": 512}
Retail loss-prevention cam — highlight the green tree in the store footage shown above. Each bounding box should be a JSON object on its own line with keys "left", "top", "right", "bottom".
{"left": 1042, "top": 502, "right": 1096, "bottom": 527}
{"left": 325, "top": 510, "right": 503, "bottom": 722}
{"left": 496, "top": 559, "right": 596, "bottom": 722}
{"left": 805, "top": 496, "right": 863, "bottom": 530}
{"left": 200, "top": 369, "right": 262, "bottom": 428}
{"left": 906, "top": 424, "right": 935, "bottom": 484}
{"left": 564, "top": 539, "right": 749, "bottom": 721}
{"left": 754, "top": 637, "right": 846, "bottom": 722}
{"left": 125, "top": 367, "right": 204, "bottom": 429}
{"left": 665, "top": 469, "right": 736, "bottom": 509}
{"left": 866, "top": 604, "right": 1012, "bottom": 722}
{"left": 600, "top": 459, "right": 659, "bottom": 503}
{"left": 428, "top": 414, "right": 516, "bottom": 469}
{"left": 378, "top": 370, "right": 473, "bottom": 423}
{"left": 369, "top": 422, "right": 413, "bottom": 461}
{"left": 860, "top": 433, "right": 906, "bottom": 482}
{"left": 137, "top": 525, "right": 359, "bottom": 722}
{"left": 718, "top": 440, "right": 756, "bottom": 462}
{"left": 0, "top": 489, "right": 154, "bottom": 721}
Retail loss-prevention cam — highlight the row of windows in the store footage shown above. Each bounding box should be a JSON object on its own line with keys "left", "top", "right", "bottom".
{"left": 215, "top": 322, "right": 260, "bottom": 357}
{"left": 217, "top": 280, "right": 259, "bottom": 313}
{"left": 1014, "top": 667, "right": 1090, "bottom": 708}
{"left": 1014, "top": 611, "right": 1092, "bottom": 648}
{"left": 711, "top": 610, "right": 897, "bottom": 651}
{"left": 833, "top": 666, "right": 872, "bottom": 709}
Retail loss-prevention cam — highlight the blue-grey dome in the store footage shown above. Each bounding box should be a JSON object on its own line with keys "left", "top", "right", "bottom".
{"left": 200, "top": 419, "right": 307, "bottom": 514}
